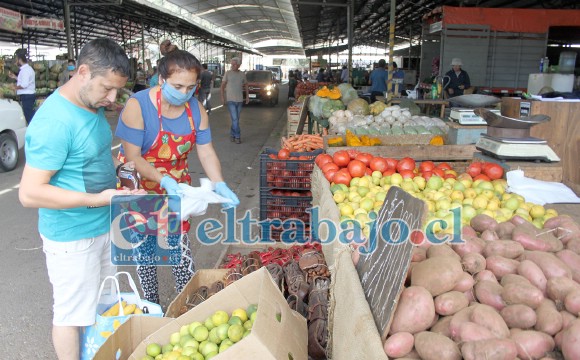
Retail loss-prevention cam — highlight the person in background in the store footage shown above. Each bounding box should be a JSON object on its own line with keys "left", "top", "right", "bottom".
{"left": 221, "top": 57, "right": 249, "bottom": 144}
{"left": 303, "top": 70, "right": 310, "bottom": 81}
{"left": 340, "top": 65, "right": 349, "bottom": 83}
{"left": 133, "top": 62, "right": 147, "bottom": 92}
{"left": 294, "top": 69, "right": 302, "bottom": 83}
{"left": 9, "top": 49, "right": 36, "bottom": 124}
{"left": 369, "top": 59, "right": 388, "bottom": 102}
{"left": 149, "top": 59, "right": 161, "bottom": 87}
{"left": 391, "top": 62, "right": 405, "bottom": 96}
{"left": 445, "top": 58, "right": 470, "bottom": 98}
{"left": 58, "top": 59, "right": 76, "bottom": 87}
{"left": 116, "top": 40, "right": 240, "bottom": 304}
{"left": 316, "top": 68, "right": 326, "bottom": 82}
{"left": 198, "top": 63, "right": 214, "bottom": 114}
{"left": 288, "top": 70, "right": 297, "bottom": 100}
{"left": 19, "top": 38, "right": 134, "bottom": 360}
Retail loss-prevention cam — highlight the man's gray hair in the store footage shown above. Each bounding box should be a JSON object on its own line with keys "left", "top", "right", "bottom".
{"left": 231, "top": 57, "right": 241, "bottom": 65}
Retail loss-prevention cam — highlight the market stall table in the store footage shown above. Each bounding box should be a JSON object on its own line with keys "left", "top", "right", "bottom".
{"left": 389, "top": 98, "right": 450, "bottom": 118}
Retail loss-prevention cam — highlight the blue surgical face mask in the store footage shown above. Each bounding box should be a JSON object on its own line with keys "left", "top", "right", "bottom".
{"left": 67, "top": 65, "right": 75, "bottom": 71}
{"left": 161, "top": 81, "right": 196, "bottom": 106}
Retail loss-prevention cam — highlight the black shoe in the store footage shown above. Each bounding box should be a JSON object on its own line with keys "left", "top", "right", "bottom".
{"left": 230, "top": 136, "right": 235, "bottom": 142}
{"left": 235, "top": 138, "right": 241, "bottom": 144}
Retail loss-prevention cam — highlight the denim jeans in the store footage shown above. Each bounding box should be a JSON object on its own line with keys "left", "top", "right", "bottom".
{"left": 20, "top": 94, "right": 36, "bottom": 124}
{"left": 227, "top": 101, "right": 243, "bottom": 138}
{"left": 198, "top": 88, "right": 211, "bottom": 111}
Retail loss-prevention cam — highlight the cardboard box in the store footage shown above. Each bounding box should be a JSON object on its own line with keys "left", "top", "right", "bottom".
{"left": 93, "top": 316, "right": 173, "bottom": 360}
{"left": 129, "top": 268, "right": 308, "bottom": 360}
{"left": 166, "top": 269, "right": 229, "bottom": 318}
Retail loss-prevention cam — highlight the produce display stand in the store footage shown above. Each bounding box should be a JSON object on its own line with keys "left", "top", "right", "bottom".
{"left": 473, "top": 152, "right": 563, "bottom": 183}
{"left": 325, "top": 144, "right": 476, "bottom": 162}
{"left": 322, "top": 133, "right": 444, "bottom": 147}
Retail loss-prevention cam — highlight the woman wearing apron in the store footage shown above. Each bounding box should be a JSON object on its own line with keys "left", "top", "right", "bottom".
{"left": 115, "top": 42, "right": 239, "bottom": 303}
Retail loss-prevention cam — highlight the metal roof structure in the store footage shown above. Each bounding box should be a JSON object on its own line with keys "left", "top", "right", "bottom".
{"left": 1, "top": 0, "right": 579, "bottom": 57}
{"left": 293, "top": 0, "right": 580, "bottom": 52}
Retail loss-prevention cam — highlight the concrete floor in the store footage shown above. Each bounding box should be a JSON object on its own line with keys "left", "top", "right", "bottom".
{"left": 0, "top": 85, "right": 291, "bottom": 358}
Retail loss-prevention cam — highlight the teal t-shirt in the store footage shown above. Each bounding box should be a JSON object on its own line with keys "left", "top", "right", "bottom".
{"left": 25, "top": 90, "right": 116, "bottom": 241}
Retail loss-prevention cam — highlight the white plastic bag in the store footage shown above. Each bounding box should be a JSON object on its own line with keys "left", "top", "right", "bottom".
{"left": 506, "top": 170, "right": 580, "bottom": 205}
{"left": 178, "top": 178, "right": 232, "bottom": 220}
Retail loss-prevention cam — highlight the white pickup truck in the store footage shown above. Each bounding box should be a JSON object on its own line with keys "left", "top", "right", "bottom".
{"left": 0, "top": 98, "right": 27, "bottom": 171}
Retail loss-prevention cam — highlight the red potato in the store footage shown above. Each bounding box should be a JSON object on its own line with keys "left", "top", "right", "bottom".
{"left": 462, "top": 253, "right": 486, "bottom": 275}
{"left": 496, "top": 221, "right": 516, "bottom": 239}
{"left": 510, "top": 330, "right": 555, "bottom": 359}
{"left": 523, "top": 251, "right": 572, "bottom": 279}
{"left": 560, "top": 310, "right": 577, "bottom": 330}
{"left": 414, "top": 331, "right": 461, "bottom": 360}
{"left": 411, "top": 247, "right": 427, "bottom": 262}
{"left": 510, "top": 214, "right": 529, "bottom": 226}
{"left": 461, "top": 339, "right": 518, "bottom": 360}
{"left": 427, "top": 244, "right": 460, "bottom": 260}
{"left": 475, "top": 270, "right": 499, "bottom": 284}
{"left": 462, "top": 225, "right": 478, "bottom": 239}
{"left": 474, "top": 280, "right": 505, "bottom": 311}
{"left": 513, "top": 223, "right": 552, "bottom": 252}
{"left": 396, "top": 349, "right": 421, "bottom": 359}
{"left": 546, "top": 276, "right": 580, "bottom": 303}
{"left": 501, "top": 304, "right": 537, "bottom": 329}
{"left": 484, "top": 240, "right": 525, "bottom": 259}
{"left": 435, "top": 291, "right": 469, "bottom": 316}
{"left": 452, "top": 236, "right": 486, "bottom": 257}
{"left": 481, "top": 229, "right": 499, "bottom": 242}
{"left": 561, "top": 320, "right": 580, "bottom": 360}
{"left": 389, "top": 286, "right": 436, "bottom": 334}
{"left": 534, "top": 299, "right": 563, "bottom": 336}
{"left": 465, "top": 289, "right": 476, "bottom": 303}
{"left": 556, "top": 249, "right": 580, "bottom": 283}
{"left": 502, "top": 282, "right": 544, "bottom": 309}
{"left": 470, "top": 304, "right": 510, "bottom": 339}
{"left": 554, "top": 330, "right": 564, "bottom": 350}
{"left": 431, "top": 316, "right": 453, "bottom": 338}
{"left": 452, "top": 272, "right": 475, "bottom": 293}
{"left": 470, "top": 214, "right": 498, "bottom": 233}
{"left": 429, "top": 312, "right": 440, "bottom": 329}
{"left": 543, "top": 215, "right": 580, "bottom": 244}
{"left": 383, "top": 332, "right": 414, "bottom": 358}
{"left": 500, "top": 274, "right": 531, "bottom": 287}
{"left": 411, "top": 257, "right": 463, "bottom": 296}
{"left": 537, "top": 230, "right": 564, "bottom": 253}
{"left": 518, "top": 260, "right": 548, "bottom": 295}
{"left": 510, "top": 328, "right": 523, "bottom": 336}
{"left": 486, "top": 255, "right": 520, "bottom": 280}
{"left": 564, "top": 290, "right": 580, "bottom": 315}
{"left": 566, "top": 238, "right": 580, "bottom": 254}
{"left": 449, "top": 306, "right": 477, "bottom": 339}
{"left": 456, "top": 322, "right": 495, "bottom": 342}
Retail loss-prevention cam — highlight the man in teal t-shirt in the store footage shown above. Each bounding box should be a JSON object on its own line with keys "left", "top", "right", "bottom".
{"left": 19, "top": 39, "right": 132, "bottom": 360}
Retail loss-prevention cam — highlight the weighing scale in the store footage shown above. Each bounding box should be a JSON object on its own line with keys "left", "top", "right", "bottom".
{"left": 447, "top": 94, "right": 503, "bottom": 125}
{"left": 473, "top": 108, "right": 560, "bottom": 162}
{"left": 450, "top": 108, "right": 500, "bottom": 125}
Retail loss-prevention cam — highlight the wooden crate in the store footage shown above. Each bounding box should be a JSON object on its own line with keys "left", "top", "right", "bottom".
{"left": 323, "top": 134, "right": 441, "bottom": 148}
{"left": 446, "top": 121, "right": 487, "bottom": 145}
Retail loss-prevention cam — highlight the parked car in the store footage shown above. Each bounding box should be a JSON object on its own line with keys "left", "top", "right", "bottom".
{"left": 245, "top": 70, "right": 279, "bottom": 106}
{"left": 0, "top": 98, "right": 27, "bottom": 171}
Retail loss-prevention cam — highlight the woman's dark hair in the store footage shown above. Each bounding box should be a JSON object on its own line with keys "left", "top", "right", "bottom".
{"left": 77, "top": 38, "right": 129, "bottom": 77}
{"left": 158, "top": 40, "right": 202, "bottom": 80}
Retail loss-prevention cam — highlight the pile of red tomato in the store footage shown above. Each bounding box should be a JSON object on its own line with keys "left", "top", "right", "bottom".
{"left": 315, "top": 149, "right": 459, "bottom": 186}
{"left": 466, "top": 161, "right": 504, "bottom": 181}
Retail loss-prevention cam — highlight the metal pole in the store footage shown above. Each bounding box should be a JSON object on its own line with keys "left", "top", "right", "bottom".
{"left": 347, "top": 0, "right": 353, "bottom": 85}
{"left": 63, "top": 0, "right": 73, "bottom": 59}
{"left": 387, "top": 0, "right": 396, "bottom": 103}
{"left": 141, "top": 19, "right": 145, "bottom": 67}
{"left": 73, "top": 8, "right": 78, "bottom": 58}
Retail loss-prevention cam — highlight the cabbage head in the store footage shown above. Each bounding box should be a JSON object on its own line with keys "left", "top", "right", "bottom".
{"left": 347, "top": 98, "right": 370, "bottom": 116}
{"left": 338, "top": 83, "right": 359, "bottom": 106}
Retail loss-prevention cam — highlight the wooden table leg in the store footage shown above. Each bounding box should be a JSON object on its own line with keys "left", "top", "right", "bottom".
{"left": 440, "top": 104, "right": 446, "bottom": 118}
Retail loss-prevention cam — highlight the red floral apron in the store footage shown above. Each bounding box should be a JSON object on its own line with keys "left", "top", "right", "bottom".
{"left": 119, "top": 89, "right": 196, "bottom": 232}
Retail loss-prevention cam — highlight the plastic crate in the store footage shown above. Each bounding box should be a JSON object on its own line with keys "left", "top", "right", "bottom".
{"left": 259, "top": 189, "right": 314, "bottom": 242}
{"left": 259, "top": 148, "right": 323, "bottom": 191}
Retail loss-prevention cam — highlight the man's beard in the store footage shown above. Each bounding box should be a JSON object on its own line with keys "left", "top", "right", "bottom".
{"left": 79, "top": 82, "right": 109, "bottom": 110}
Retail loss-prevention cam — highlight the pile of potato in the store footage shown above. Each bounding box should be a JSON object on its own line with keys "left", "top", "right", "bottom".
{"left": 382, "top": 214, "right": 580, "bottom": 359}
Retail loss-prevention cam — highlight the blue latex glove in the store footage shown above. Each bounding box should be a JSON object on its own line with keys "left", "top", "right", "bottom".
{"left": 160, "top": 175, "right": 182, "bottom": 213}
{"left": 215, "top": 182, "right": 240, "bottom": 208}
